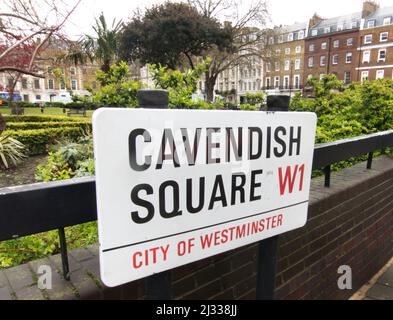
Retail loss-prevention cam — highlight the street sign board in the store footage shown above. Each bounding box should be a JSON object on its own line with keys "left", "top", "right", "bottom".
{"left": 93, "top": 108, "right": 317, "bottom": 287}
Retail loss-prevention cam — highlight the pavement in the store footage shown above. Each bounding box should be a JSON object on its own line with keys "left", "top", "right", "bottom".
{"left": 351, "top": 257, "right": 393, "bottom": 300}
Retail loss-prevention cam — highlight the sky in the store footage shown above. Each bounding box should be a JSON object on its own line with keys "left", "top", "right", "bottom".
{"left": 65, "top": 0, "right": 393, "bottom": 38}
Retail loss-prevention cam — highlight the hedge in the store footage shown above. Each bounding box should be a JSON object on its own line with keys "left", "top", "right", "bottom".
{"left": 3, "top": 101, "right": 102, "bottom": 110}
{"left": 5, "top": 121, "right": 92, "bottom": 131}
{"left": 3, "top": 115, "right": 89, "bottom": 123}
{"left": 6, "top": 127, "right": 87, "bottom": 155}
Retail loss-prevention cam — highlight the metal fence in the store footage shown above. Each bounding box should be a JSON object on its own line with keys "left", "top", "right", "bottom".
{"left": 0, "top": 95, "right": 392, "bottom": 298}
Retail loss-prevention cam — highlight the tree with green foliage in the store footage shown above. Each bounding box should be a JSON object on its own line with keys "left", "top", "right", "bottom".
{"left": 59, "top": 12, "right": 123, "bottom": 72}
{"left": 92, "top": 61, "right": 143, "bottom": 107}
{"left": 119, "top": 2, "right": 231, "bottom": 70}
{"left": 149, "top": 59, "right": 220, "bottom": 109}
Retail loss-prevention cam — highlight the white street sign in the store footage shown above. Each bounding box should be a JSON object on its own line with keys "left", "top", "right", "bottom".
{"left": 93, "top": 108, "right": 317, "bottom": 287}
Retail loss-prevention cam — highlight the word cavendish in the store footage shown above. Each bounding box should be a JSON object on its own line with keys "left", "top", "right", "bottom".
{"left": 128, "top": 126, "right": 302, "bottom": 224}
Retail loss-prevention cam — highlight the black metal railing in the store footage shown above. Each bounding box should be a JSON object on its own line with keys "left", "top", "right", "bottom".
{"left": 0, "top": 128, "right": 392, "bottom": 286}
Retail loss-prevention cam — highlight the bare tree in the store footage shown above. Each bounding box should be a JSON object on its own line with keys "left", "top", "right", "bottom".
{"left": 0, "top": 0, "right": 81, "bottom": 113}
{"left": 188, "top": 0, "right": 276, "bottom": 101}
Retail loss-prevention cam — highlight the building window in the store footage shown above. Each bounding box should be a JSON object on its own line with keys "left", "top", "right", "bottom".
{"left": 295, "top": 46, "right": 301, "bottom": 53}
{"left": 284, "top": 60, "right": 290, "bottom": 71}
{"left": 308, "top": 57, "right": 314, "bottom": 67}
{"left": 23, "top": 94, "right": 29, "bottom": 102}
{"left": 21, "top": 78, "right": 28, "bottom": 89}
{"left": 60, "top": 80, "right": 66, "bottom": 90}
{"left": 364, "top": 34, "right": 372, "bottom": 44}
{"left": 320, "top": 55, "right": 326, "bottom": 66}
{"left": 48, "top": 79, "right": 54, "bottom": 90}
{"left": 383, "top": 17, "right": 392, "bottom": 26}
{"left": 361, "top": 71, "right": 369, "bottom": 82}
{"left": 333, "top": 40, "right": 339, "bottom": 48}
{"left": 34, "top": 79, "right": 40, "bottom": 89}
{"left": 287, "top": 33, "right": 293, "bottom": 42}
{"left": 265, "top": 77, "right": 271, "bottom": 89}
{"left": 274, "top": 76, "right": 280, "bottom": 88}
{"left": 347, "top": 38, "right": 353, "bottom": 46}
{"left": 70, "top": 67, "right": 76, "bottom": 76}
{"left": 345, "top": 52, "right": 352, "bottom": 64}
{"left": 266, "top": 62, "right": 271, "bottom": 72}
{"left": 294, "top": 75, "right": 300, "bottom": 89}
{"left": 367, "top": 20, "right": 375, "bottom": 28}
{"left": 351, "top": 21, "right": 357, "bottom": 29}
{"left": 332, "top": 54, "right": 339, "bottom": 65}
{"left": 295, "top": 59, "right": 301, "bottom": 70}
{"left": 324, "top": 27, "right": 330, "bottom": 34}
{"left": 284, "top": 76, "right": 289, "bottom": 89}
{"left": 378, "top": 49, "right": 387, "bottom": 62}
{"left": 363, "top": 51, "right": 371, "bottom": 63}
{"left": 376, "top": 70, "right": 385, "bottom": 79}
{"left": 344, "top": 71, "right": 351, "bottom": 84}
{"left": 285, "top": 48, "right": 290, "bottom": 55}
{"left": 380, "top": 32, "right": 388, "bottom": 42}
{"left": 321, "top": 42, "right": 327, "bottom": 50}
{"left": 71, "top": 79, "right": 78, "bottom": 90}
{"left": 269, "top": 37, "right": 274, "bottom": 45}
{"left": 35, "top": 95, "right": 41, "bottom": 100}
{"left": 278, "top": 35, "right": 283, "bottom": 43}
{"left": 311, "top": 29, "right": 318, "bottom": 36}
{"left": 337, "top": 24, "right": 344, "bottom": 31}
{"left": 309, "top": 44, "right": 315, "bottom": 52}
{"left": 275, "top": 62, "right": 280, "bottom": 71}
{"left": 298, "top": 30, "right": 305, "bottom": 40}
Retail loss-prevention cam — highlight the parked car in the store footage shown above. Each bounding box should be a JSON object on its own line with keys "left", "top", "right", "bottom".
{"left": 0, "top": 92, "right": 23, "bottom": 105}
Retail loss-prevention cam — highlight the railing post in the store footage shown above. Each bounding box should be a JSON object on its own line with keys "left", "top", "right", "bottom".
{"left": 324, "top": 165, "right": 331, "bottom": 187}
{"left": 367, "top": 152, "right": 373, "bottom": 169}
{"left": 256, "top": 95, "right": 289, "bottom": 300}
{"left": 137, "top": 89, "right": 172, "bottom": 300}
{"left": 58, "top": 228, "right": 70, "bottom": 281}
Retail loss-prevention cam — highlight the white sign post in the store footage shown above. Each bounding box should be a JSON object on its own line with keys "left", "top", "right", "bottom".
{"left": 93, "top": 108, "right": 317, "bottom": 287}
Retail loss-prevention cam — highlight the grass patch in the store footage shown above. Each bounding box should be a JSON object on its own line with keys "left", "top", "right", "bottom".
{"left": 0, "top": 107, "right": 94, "bottom": 118}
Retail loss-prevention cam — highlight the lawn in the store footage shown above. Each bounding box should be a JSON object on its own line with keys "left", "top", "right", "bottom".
{"left": 0, "top": 107, "right": 94, "bottom": 117}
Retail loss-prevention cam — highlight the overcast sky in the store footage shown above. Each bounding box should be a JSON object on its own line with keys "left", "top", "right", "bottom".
{"left": 65, "top": 0, "right": 393, "bottom": 38}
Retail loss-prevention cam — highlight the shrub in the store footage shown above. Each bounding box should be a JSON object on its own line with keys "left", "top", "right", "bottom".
{"left": 35, "top": 136, "right": 94, "bottom": 181}
{"left": 64, "top": 102, "right": 85, "bottom": 110}
{"left": 5, "top": 121, "right": 92, "bottom": 131}
{"left": 3, "top": 115, "right": 87, "bottom": 123}
{"left": 240, "top": 103, "right": 259, "bottom": 111}
{"left": 44, "top": 102, "right": 65, "bottom": 108}
{"left": 7, "top": 127, "right": 87, "bottom": 155}
{"left": 0, "top": 134, "right": 26, "bottom": 168}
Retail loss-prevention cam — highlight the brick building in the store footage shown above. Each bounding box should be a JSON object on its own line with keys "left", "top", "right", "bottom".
{"left": 357, "top": 5, "right": 393, "bottom": 81}
{"left": 263, "top": 22, "right": 307, "bottom": 96}
{"left": 303, "top": 13, "right": 362, "bottom": 93}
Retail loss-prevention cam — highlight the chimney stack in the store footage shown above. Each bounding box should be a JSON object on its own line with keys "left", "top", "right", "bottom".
{"left": 309, "top": 13, "right": 323, "bottom": 28}
{"left": 362, "top": 1, "right": 379, "bottom": 18}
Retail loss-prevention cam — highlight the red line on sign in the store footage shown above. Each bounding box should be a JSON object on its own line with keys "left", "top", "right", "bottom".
{"left": 102, "top": 200, "right": 308, "bottom": 253}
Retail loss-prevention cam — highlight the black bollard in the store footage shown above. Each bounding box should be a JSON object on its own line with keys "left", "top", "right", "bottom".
{"left": 137, "top": 89, "right": 172, "bottom": 300}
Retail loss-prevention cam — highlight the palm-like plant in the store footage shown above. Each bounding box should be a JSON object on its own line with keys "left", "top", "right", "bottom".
{"left": 0, "top": 134, "right": 26, "bottom": 169}
{"left": 59, "top": 13, "right": 123, "bottom": 72}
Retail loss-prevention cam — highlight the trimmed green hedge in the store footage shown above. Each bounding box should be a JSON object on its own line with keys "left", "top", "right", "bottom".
{"left": 5, "top": 121, "right": 92, "bottom": 131}
{"left": 7, "top": 127, "right": 86, "bottom": 155}
{"left": 3, "top": 115, "right": 88, "bottom": 123}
